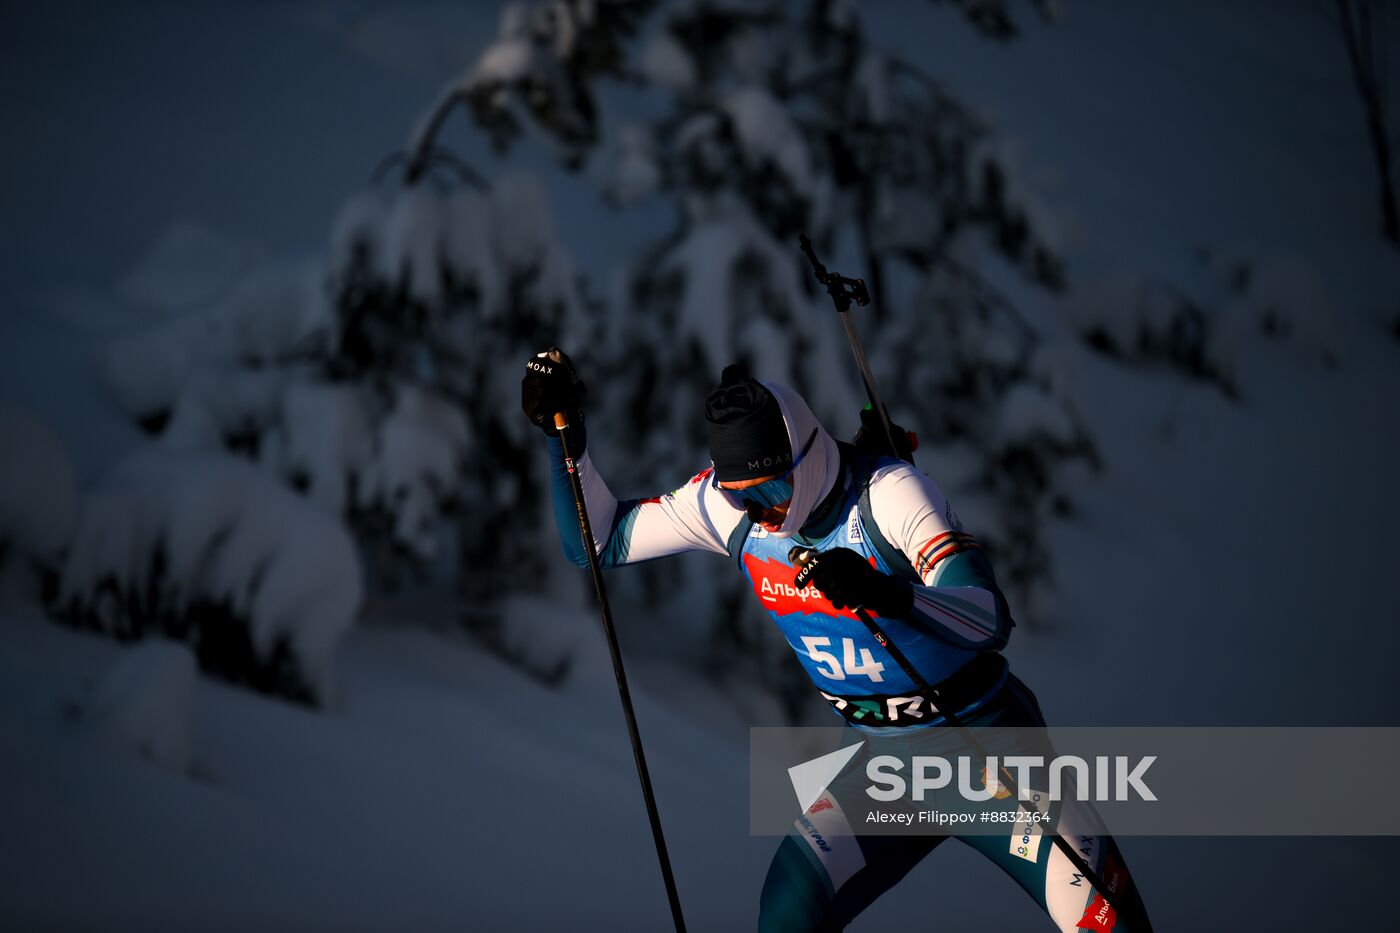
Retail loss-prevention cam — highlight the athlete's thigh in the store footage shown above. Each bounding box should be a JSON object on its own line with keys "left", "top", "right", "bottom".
{"left": 759, "top": 787, "right": 949, "bottom": 933}
{"left": 952, "top": 676, "right": 1150, "bottom": 931}
{"left": 957, "top": 798, "right": 1149, "bottom": 933}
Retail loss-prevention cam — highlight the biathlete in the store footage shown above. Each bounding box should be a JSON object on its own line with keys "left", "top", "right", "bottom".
{"left": 522, "top": 349, "right": 1151, "bottom": 932}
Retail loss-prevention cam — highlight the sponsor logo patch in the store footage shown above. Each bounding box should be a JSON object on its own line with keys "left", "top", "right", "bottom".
{"left": 743, "top": 553, "right": 880, "bottom": 619}
{"left": 1009, "top": 788, "right": 1049, "bottom": 863}
{"left": 1076, "top": 894, "right": 1116, "bottom": 931}
{"left": 792, "top": 793, "right": 865, "bottom": 895}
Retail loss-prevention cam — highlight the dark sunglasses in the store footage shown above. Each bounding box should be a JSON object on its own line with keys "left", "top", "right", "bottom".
{"left": 712, "top": 429, "right": 818, "bottom": 513}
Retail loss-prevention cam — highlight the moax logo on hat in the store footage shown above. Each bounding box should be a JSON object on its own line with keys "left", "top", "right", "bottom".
{"left": 747, "top": 452, "right": 793, "bottom": 471}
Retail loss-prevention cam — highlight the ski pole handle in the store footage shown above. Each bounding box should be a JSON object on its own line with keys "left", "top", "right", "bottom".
{"left": 789, "top": 546, "right": 930, "bottom": 689}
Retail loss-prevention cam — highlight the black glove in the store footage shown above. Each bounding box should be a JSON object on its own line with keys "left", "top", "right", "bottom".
{"left": 852, "top": 404, "right": 917, "bottom": 462}
{"left": 522, "top": 347, "right": 587, "bottom": 448}
{"left": 794, "top": 547, "right": 913, "bottom": 618}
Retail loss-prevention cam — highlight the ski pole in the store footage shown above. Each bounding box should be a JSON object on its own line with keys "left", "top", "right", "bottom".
{"left": 798, "top": 234, "right": 907, "bottom": 463}
{"left": 789, "top": 546, "right": 1152, "bottom": 933}
{"left": 555, "top": 411, "right": 687, "bottom": 933}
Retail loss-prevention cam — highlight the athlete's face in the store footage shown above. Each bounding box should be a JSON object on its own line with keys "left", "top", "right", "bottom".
{"left": 717, "top": 472, "right": 792, "bottom": 530}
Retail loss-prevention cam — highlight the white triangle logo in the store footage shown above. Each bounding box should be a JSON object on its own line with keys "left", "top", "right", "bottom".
{"left": 787, "top": 741, "right": 865, "bottom": 813}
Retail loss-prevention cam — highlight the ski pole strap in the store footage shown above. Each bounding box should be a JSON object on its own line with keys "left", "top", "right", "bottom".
{"left": 726, "top": 513, "right": 756, "bottom": 566}
{"left": 818, "top": 652, "right": 1008, "bottom": 728}
{"left": 846, "top": 444, "right": 922, "bottom": 584}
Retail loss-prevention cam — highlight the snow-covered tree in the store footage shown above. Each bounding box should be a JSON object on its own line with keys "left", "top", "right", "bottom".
{"left": 54, "top": 450, "right": 361, "bottom": 705}
{"left": 1062, "top": 246, "right": 1348, "bottom": 408}
{"left": 88, "top": 0, "right": 1096, "bottom": 707}
{"left": 102, "top": 162, "right": 592, "bottom": 585}
{"left": 309, "top": 165, "right": 591, "bottom": 600}
{"left": 97, "top": 111, "right": 594, "bottom": 690}
{"left": 461, "top": 0, "right": 1093, "bottom": 659}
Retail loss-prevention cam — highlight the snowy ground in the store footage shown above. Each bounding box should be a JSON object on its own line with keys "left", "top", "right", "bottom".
{"left": 2, "top": 1, "right": 1398, "bottom": 930}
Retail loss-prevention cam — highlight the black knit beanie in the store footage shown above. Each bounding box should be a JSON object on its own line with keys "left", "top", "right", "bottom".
{"left": 705, "top": 365, "right": 792, "bottom": 482}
